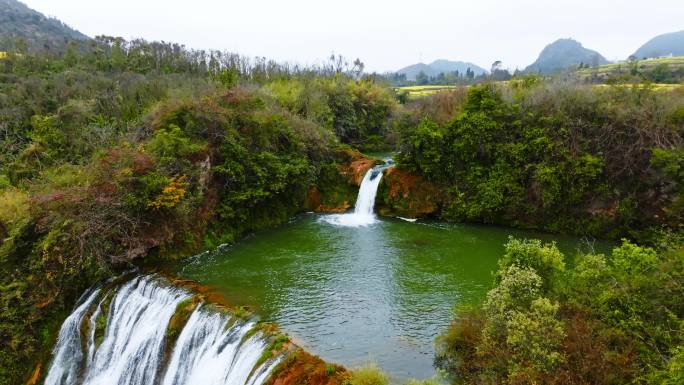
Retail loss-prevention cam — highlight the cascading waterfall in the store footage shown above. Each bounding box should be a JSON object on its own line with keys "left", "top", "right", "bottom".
{"left": 161, "top": 306, "right": 278, "bottom": 385}
{"left": 45, "top": 275, "right": 282, "bottom": 385}
{"left": 322, "top": 159, "right": 393, "bottom": 227}
{"left": 44, "top": 289, "right": 101, "bottom": 385}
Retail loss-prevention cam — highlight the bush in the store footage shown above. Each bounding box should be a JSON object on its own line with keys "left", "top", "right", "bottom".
{"left": 346, "top": 363, "right": 389, "bottom": 385}
{"left": 397, "top": 82, "right": 684, "bottom": 239}
{"left": 0, "top": 188, "right": 29, "bottom": 230}
{"left": 497, "top": 237, "right": 565, "bottom": 290}
{"left": 505, "top": 298, "right": 565, "bottom": 379}
{"left": 438, "top": 237, "right": 684, "bottom": 384}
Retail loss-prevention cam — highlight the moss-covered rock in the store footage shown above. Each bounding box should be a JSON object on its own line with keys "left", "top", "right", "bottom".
{"left": 265, "top": 349, "right": 348, "bottom": 385}
{"left": 306, "top": 149, "right": 379, "bottom": 213}
{"left": 376, "top": 167, "right": 443, "bottom": 218}
{"left": 93, "top": 291, "right": 115, "bottom": 348}
{"left": 255, "top": 332, "right": 291, "bottom": 369}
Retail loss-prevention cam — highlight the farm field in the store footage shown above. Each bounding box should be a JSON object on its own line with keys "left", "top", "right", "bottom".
{"left": 577, "top": 56, "right": 684, "bottom": 82}
{"left": 395, "top": 84, "right": 462, "bottom": 97}
{"left": 397, "top": 81, "right": 682, "bottom": 100}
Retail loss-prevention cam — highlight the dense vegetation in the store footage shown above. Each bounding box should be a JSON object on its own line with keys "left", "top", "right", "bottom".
{"left": 392, "top": 81, "right": 684, "bottom": 384}
{"left": 0, "top": 39, "right": 395, "bottom": 384}
{"left": 385, "top": 78, "right": 684, "bottom": 384}
{"left": 435, "top": 237, "right": 684, "bottom": 384}
{"left": 396, "top": 80, "right": 684, "bottom": 240}
{"left": 1, "top": 16, "right": 684, "bottom": 384}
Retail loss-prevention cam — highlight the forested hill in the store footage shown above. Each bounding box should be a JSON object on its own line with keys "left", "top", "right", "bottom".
{"left": 0, "top": 0, "right": 89, "bottom": 52}
{"left": 633, "top": 30, "right": 684, "bottom": 59}
{"left": 525, "top": 38, "right": 609, "bottom": 73}
{"left": 397, "top": 59, "right": 487, "bottom": 80}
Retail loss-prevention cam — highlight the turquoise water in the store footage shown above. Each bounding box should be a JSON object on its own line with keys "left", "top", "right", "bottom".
{"left": 175, "top": 214, "right": 606, "bottom": 381}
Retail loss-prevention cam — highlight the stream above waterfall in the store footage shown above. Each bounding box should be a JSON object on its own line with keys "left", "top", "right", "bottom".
{"left": 175, "top": 213, "right": 611, "bottom": 381}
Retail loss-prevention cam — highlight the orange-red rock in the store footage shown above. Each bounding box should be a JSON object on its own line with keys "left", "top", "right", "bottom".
{"left": 266, "top": 350, "right": 348, "bottom": 385}
{"left": 377, "top": 167, "right": 442, "bottom": 218}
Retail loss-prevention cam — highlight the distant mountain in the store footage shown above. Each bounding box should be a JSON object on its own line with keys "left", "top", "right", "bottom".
{"left": 397, "top": 59, "right": 487, "bottom": 80}
{"left": 0, "top": 0, "right": 89, "bottom": 52}
{"left": 525, "top": 38, "right": 609, "bottom": 74}
{"left": 632, "top": 30, "right": 684, "bottom": 59}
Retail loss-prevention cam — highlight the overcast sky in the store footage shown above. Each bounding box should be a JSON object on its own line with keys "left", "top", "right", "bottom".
{"left": 21, "top": 0, "right": 684, "bottom": 72}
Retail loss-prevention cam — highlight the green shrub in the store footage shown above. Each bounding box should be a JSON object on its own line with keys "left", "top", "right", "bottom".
{"left": 397, "top": 82, "right": 684, "bottom": 239}
{"left": 347, "top": 362, "right": 389, "bottom": 385}
{"left": 438, "top": 237, "right": 684, "bottom": 384}
{"left": 497, "top": 237, "right": 565, "bottom": 290}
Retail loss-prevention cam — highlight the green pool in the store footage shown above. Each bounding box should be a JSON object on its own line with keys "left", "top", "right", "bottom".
{"left": 175, "top": 214, "right": 606, "bottom": 381}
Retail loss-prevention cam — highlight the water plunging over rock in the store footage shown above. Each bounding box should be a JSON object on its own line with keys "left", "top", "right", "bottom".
{"left": 44, "top": 275, "right": 282, "bottom": 385}
{"left": 320, "top": 160, "right": 393, "bottom": 227}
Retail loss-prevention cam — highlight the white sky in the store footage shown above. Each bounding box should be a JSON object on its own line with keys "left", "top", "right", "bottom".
{"left": 21, "top": 0, "right": 684, "bottom": 73}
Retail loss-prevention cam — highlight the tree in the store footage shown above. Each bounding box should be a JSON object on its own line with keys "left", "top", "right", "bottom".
{"left": 506, "top": 298, "right": 566, "bottom": 379}
{"left": 466, "top": 67, "right": 475, "bottom": 79}
{"left": 490, "top": 60, "right": 512, "bottom": 81}
{"left": 352, "top": 58, "right": 365, "bottom": 78}
{"left": 415, "top": 70, "right": 429, "bottom": 85}
{"left": 497, "top": 237, "right": 565, "bottom": 291}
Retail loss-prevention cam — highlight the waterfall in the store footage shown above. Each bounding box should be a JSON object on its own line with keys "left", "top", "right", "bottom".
{"left": 45, "top": 275, "right": 282, "bottom": 385}
{"left": 322, "top": 160, "right": 393, "bottom": 227}
{"left": 44, "top": 288, "right": 101, "bottom": 385}
{"left": 353, "top": 167, "right": 385, "bottom": 217}
{"left": 161, "top": 306, "right": 278, "bottom": 385}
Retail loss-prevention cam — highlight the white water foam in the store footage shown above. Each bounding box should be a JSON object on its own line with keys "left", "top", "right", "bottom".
{"left": 45, "top": 275, "right": 282, "bottom": 385}
{"left": 321, "top": 162, "right": 391, "bottom": 227}
{"left": 44, "top": 288, "right": 101, "bottom": 385}
{"left": 162, "top": 305, "right": 266, "bottom": 385}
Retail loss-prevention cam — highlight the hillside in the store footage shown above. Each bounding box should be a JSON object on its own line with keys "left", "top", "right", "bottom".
{"left": 525, "top": 38, "right": 609, "bottom": 74}
{"left": 397, "top": 59, "right": 487, "bottom": 80}
{"left": 0, "top": 0, "right": 89, "bottom": 52}
{"left": 633, "top": 30, "right": 684, "bottom": 59}
{"left": 577, "top": 56, "right": 684, "bottom": 83}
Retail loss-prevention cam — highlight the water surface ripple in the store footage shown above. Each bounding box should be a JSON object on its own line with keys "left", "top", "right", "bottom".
{"left": 177, "top": 215, "right": 605, "bottom": 380}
